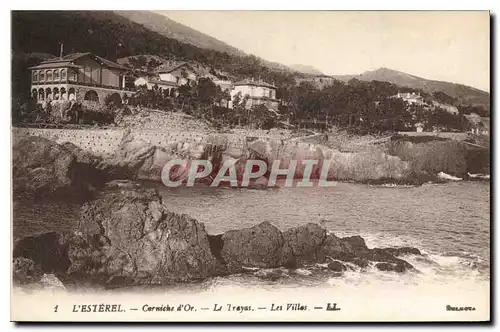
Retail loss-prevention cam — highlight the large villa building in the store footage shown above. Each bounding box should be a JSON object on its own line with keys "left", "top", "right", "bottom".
{"left": 29, "top": 52, "right": 135, "bottom": 105}
{"left": 229, "top": 79, "right": 280, "bottom": 110}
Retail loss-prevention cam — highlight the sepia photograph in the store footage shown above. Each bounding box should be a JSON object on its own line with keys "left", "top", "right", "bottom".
{"left": 9, "top": 9, "right": 491, "bottom": 322}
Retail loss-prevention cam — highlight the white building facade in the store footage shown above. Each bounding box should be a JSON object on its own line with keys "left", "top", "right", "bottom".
{"left": 229, "top": 79, "right": 279, "bottom": 110}
{"left": 393, "top": 92, "right": 425, "bottom": 105}
{"left": 134, "top": 77, "right": 177, "bottom": 96}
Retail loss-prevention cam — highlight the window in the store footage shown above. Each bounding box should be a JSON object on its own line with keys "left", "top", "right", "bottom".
{"left": 39, "top": 71, "right": 45, "bottom": 82}
{"left": 69, "top": 69, "right": 77, "bottom": 82}
{"left": 78, "top": 68, "right": 84, "bottom": 82}
{"left": 46, "top": 70, "right": 53, "bottom": 82}
{"left": 84, "top": 67, "right": 91, "bottom": 83}
{"left": 61, "top": 68, "right": 67, "bottom": 81}
{"left": 54, "top": 69, "right": 60, "bottom": 81}
{"left": 32, "top": 71, "right": 38, "bottom": 83}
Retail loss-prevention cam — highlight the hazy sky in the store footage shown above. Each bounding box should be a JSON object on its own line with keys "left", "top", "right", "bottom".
{"left": 160, "top": 11, "right": 490, "bottom": 92}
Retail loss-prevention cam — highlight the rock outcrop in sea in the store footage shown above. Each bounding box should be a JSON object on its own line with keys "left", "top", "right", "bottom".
{"left": 14, "top": 187, "right": 218, "bottom": 286}
{"left": 13, "top": 186, "right": 422, "bottom": 289}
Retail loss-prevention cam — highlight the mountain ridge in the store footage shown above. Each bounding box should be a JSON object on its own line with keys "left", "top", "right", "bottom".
{"left": 115, "top": 11, "right": 247, "bottom": 58}
{"left": 115, "top": 10, "right": 294, "bottom": 73}
{"left": 331, "top": 67, "right": 489, "bottom": 108}
{"left": 289, "top": 64, "right": 324, "bottom": 75}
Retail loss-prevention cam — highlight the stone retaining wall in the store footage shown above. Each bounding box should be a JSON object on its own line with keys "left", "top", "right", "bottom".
{"left": 11, "top": 127, "right": 272, "bottom": 156}
{"left": 12, "top": 127, "right": 125, "bottom": 156}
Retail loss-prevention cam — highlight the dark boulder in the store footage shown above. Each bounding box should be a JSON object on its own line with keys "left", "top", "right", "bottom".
{"left": 326, "top": 250, "right": 370, "bottom": 269}
{"left": 322, "top": 233, "right": 346, "bottom": 253}
{"left": 362, "top": 248, "right": 399, "bottom": 263}
{"left": 375, "top": 262, "right": 393, "bottom": 271}
{"left": 340, "top": 235, "right": 368, "bottom": 253}
{"left": 375, "top": 261, "right": 408, "bottom": 273}
{"left": 13, "top": 231, "right": 72, "bottom": 274}
{"left": 12, "top": 257, "right": 43, "bottom": 285}
{"left": 320, "top": 233, "right": 352, "bottom": 260}
{"left": 394, "top": 258, "right": 414, "bottom": 271}
{"left": 220, "top": 221, "right": 284, "bottom": 273}
{"left": 327, "top": 260, "right": 347, "bottom": 272}
{"left": 351, "top": 258, "right": 370, "bottom": 268}
{"left": 14, "top": 188, "right": 220, "bottom": 286}
{"left": 356, "top": 248, "right": 414, "bottom": 271}
{"left": 360, "top": 248, "right": 414, "bottom": 272}
{"left": 75, "top": 188, "right": 219, "bottom": 284}
{"left": 280, "top": 223, "right": 327, "bottom": 268}
{"left": 12, "top": 257, "right": 66, "bottom": 291}
{"left": 12, "top": 230, "right": 98, "bottom": 284}
{"left": 381, "top": 247, "right": 422, "bottom": 256}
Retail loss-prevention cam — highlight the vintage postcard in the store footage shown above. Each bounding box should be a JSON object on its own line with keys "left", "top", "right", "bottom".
{"left": 10, "top": 10, "right": 490, "bottom": 322}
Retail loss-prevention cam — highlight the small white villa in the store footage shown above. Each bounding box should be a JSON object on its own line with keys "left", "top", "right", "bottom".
{"left": 229, "top": 79, "right": 280, "bottom": 110}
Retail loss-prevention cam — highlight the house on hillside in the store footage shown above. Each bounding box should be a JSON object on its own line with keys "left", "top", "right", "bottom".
{"left": 431, "top": 100, "right": 459, "bottom": 114}
{"left": 29, "top": 52, "right": 135, "bottom": 106}
{"left": 134, "top": 77, "right": 177, "bottom": 96}
{"left": 392, "top": 92, "right": 425, "bottom": 105}
{"left": 135, "top": 61, "right": 234, "bottom": 97}
{"left": 155, "top": 61, "right": 197, "bottom": 86}
{"left": 465, "top": 113, "right": 490, "bottom": 135}
{"left": 229, "top": 79, "right": 280, "bottom": 110}
{"left": 212, "top": 79, "right": 233, "bottom": 92}
{"left": 308, "top": 75, "right": 337, "bottom": 88}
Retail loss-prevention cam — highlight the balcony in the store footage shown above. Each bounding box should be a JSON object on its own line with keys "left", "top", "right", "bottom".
{"left": 31, "top": 79, "right": 136, "bottom": 92}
